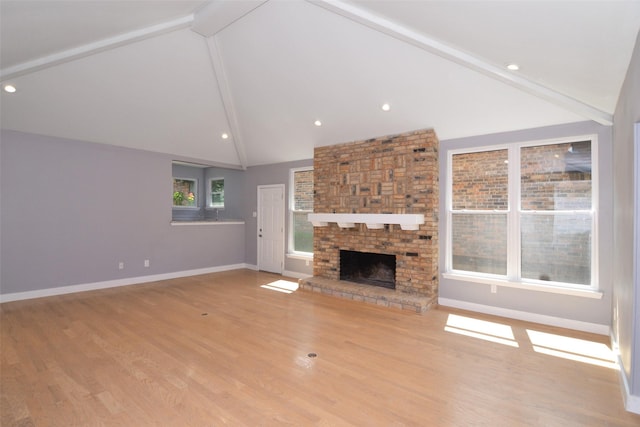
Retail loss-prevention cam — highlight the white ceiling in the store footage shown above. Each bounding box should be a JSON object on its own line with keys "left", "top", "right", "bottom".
{"left": 1, "top": 0, "right": 639, "bottom": 168}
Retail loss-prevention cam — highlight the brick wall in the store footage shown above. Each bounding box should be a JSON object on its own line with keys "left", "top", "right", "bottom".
{"left": 293, "top": 169, "right": 314, "bottom": 210}
{"left": 293, "top": 169, "right": 314, "bottom": 252}
{"left": 313, "top": 129, "right": 439, "bottom": 302}
{"left": 451, "top": 149, "right": 508, "bottom": 273}
{"left": 520, "top": 141, "right": 592, "bottom": 283}
{"left": 452, "top": 149, "right": 508, "bottom": 210}
{"left": 173, "top": 179, "right": 196, "bottom": 206}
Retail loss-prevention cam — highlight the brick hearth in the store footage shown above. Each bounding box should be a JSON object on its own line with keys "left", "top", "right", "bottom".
{"left": 298, "top": 276, "right": 432, "bottom": 313}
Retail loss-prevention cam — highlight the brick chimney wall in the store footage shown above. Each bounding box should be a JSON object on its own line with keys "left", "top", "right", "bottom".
{"left": 312, "top": 128, "right": 439, "bottom": 302}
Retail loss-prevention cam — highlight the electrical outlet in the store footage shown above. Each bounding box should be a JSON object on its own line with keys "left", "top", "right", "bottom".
{"left": 118, "top": 262, "right": 124, "bottom": 270}
{"left": 144, "top": 259, "right": 150, "bottom": 268}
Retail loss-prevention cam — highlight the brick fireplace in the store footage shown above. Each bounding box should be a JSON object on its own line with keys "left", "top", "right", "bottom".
{"left": 299, "top": 128, "right": 439, "bottom": 312}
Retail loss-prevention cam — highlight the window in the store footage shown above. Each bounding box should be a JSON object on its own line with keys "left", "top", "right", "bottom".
{"left": 447, "top": 136, "right": 597, "bottom": 289}
{"left": 208, "top": 178, "right": 224, "bottom": 208}
{"left": 173, "top": 178, "right": 197, "bottom": 207}
{"left": 289, "top": 167, "right": 314, "bottom": 256}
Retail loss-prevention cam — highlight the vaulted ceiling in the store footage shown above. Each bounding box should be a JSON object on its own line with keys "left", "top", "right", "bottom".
{"left": 1, "top": 0, "right": 639, "bottom": 169}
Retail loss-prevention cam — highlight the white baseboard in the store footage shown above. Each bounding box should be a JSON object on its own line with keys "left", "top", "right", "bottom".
{"left": 0, "top": 263, "right": 254, "bottom": 303}
{"left": 438, "top": 297, "right": 610, "bottom": 335}
{"left": 611, "top": 335, "right": 640, "bottom": 415}
{"left": 626, "top": 392, "right": 640, "bottom": 414}
{"left": 617, "top": 355, "right": 640, "bottom": 414}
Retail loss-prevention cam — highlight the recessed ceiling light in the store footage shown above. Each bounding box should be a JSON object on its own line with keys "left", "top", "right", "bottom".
{"left": 314, "top": 120, "right": 322, "bottom": 127}
{"left": 381, "top": 103, "right": 391, "bottom": 111}
{"left": 221, "top": 133, "right": 229, "bottom": 139}
{"left": 3, "top": 84, "right": 16, "bottom": 93}
{"left": 507, "top": 63, "right": 520, "bottom": 71}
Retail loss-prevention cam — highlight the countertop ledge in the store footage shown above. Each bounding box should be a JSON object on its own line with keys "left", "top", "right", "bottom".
{"left": 171, "top": 220, "right": 245, "bottom": 226}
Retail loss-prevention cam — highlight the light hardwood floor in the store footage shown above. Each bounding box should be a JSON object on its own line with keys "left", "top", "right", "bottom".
{"left": 1, "top": 269, "right": 639, "bottom": 426}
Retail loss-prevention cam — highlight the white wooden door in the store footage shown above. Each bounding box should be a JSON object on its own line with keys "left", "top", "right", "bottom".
{"left": 257, "top": 184, "right": 285, "bottom": 274}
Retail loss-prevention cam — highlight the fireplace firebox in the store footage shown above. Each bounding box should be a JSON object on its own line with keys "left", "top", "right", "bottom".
{"left": 340, "top": 250, "right": 396, "bottom": 290}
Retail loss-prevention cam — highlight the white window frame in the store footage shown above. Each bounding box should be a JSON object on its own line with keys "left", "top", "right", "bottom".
{"left": 172, "top": 177, "right": 198, "bottom": 209}
{"left": 288, "top": 166, "right": 314, "bottom": 258}
{"left": 207, "top": 177, "right": 225, "bottom": 209}
{"left": 444, "top": 135, "right": 601, "bottom": 298}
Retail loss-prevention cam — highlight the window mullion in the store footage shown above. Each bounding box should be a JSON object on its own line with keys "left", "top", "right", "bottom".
{"left": 507, "top": 146, "right": 521, "bottom": 281}
{"left": 446, "top": 152, "right": 454, "bottom": 273}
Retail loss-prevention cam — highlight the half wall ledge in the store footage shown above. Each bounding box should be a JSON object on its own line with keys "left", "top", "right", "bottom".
{"left": 298, "top": 276, "right": 435, "bottom": 314}
{"left": 307, "top": 213, "right": 425, "bottom": 231}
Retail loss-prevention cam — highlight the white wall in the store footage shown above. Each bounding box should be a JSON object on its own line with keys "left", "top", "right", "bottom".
{"left": 613, "top": 29, "right": 640, "bottom": 409}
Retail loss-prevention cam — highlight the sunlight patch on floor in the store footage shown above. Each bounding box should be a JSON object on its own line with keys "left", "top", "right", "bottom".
{"left": 444, "top": 314, "right": 519, "bottom": 347}
{"left": 260, "top": 280, "right": 299, "bottom": 294}
{"left": 526, "top": 329, "right": 618, "bottom": 370}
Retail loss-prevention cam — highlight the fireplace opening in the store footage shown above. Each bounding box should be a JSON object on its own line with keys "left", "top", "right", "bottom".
{"left": 340, "top": 250, "right": 396, "bottom": 290}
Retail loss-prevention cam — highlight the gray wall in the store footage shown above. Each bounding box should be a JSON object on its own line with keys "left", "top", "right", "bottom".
{"left": 244, "top": 159, "right": 314, "bottom": 276}
{"left": 613, "top": 30, "right": 640, "bottom": 398}
{"left": 0, "top": 130, "right": 245, "bottom": 295}
{"left": 439, "top": 121, "right": 614, "bottom": 326}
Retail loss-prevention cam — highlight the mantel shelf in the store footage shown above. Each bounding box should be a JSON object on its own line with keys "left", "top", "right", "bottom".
{"left": 307, "top": 213, "right": 424, "bottom": 231}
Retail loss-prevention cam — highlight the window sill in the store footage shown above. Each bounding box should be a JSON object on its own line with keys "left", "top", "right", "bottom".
{"left": 442, "top": 272, "right": 603, "bottom": 299}
{"left": 173, "top": 206, "right": 199, "bottom": 210}
{"left": 171, "top": 220, "right": 244, "bottom": 226}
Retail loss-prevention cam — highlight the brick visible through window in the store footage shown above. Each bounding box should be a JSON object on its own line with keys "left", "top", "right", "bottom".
{"left": 448, "top": 138, "right": 595, "bottom": 287}
{"left": 291, "top": 168, "right": 314, "bottom": 254}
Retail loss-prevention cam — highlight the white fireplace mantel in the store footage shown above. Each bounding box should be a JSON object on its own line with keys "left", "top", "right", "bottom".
{"left": 307, "top": 213, "right": 424, "bottom": 231}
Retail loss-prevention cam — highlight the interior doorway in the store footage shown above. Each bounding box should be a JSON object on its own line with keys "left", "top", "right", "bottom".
{"left": 257, "top": 184, "right": 285, "bottom": 274}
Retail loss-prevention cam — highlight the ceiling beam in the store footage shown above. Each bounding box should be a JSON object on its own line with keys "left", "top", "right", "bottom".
{"left": 309, "top": 0, "right": 613, "bottom": 126}
{"left": 0, "top": 15, "right": 194, "bottom": 81}
{"left": 191, "top": 0, "right": 268, "bottom": 37}
{"left": 205, "top": 36, "right": 248, "bottom": 170}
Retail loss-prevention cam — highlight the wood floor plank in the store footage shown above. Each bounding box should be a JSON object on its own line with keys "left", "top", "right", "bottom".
{"left": 1, "top": 269, "right": 639, "bottom": 426}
